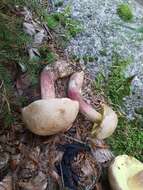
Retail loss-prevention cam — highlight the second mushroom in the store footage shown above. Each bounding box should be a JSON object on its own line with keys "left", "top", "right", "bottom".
{"left": 68, "top": 71, "right": 118, "bottom": 139}
{"left": 22, "top": 61, "right": 79, "bottom": 136}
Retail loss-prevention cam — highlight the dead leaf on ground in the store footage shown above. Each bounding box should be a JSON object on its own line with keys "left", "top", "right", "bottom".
{"left": 33, "top": 30, "right": 45, "bottom": 46}
{"left": 0, "top": 175, "right": 12, "bottom": 190}
{"left": 18, "top": 172, "right": 47, "bottom": 190}
{"left": 23, "top": 22, "right": 36, "bottom": 36}
{"left": 16, "top": 74, "right": 30, "bottom": 95}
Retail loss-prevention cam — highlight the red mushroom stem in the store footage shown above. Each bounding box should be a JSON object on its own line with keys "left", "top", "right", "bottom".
{"left": 40, "top": 66, "right": 57, "bottom": 99}
{"left": 68, "top": 72, "right": 102, "bottom": 122}
{"left": 40, "top": 60, "right": 74, "bottom": 99}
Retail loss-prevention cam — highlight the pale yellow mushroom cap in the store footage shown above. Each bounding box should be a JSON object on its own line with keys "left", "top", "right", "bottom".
{"left": 22, "top": 98, "right": 79, "bottom": 136}
{"left": 96, "top": 104, "right": 118, "bottom": 139}
{"left": 108, "top": 155, "right": 143, "bottom": 190}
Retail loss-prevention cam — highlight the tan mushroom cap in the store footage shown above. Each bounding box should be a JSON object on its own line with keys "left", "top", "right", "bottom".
{"left": 128, "top": 170, "right": 143, "bottom": 190}
{"left": 22, "top": 98, "right": 79, "bottom": 136}
{"left": 108, "top": 155, "right": 143, "bottom": 190}
{"left": 96, "top": 104, "right": 118, "bottom": 139}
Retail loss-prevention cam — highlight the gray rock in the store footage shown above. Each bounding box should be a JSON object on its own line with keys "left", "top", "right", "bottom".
{"left": 52, "top": 0, "right": 143, "bottom": 118}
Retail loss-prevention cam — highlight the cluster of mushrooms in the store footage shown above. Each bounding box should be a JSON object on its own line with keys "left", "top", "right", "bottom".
{"left": 22, "top": 62, "right": 118, "bottom": 138}
{"left": 22, "top": 62, "right": 143, "bottom": 190}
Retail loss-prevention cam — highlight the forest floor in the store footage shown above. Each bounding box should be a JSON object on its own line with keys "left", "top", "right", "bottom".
{"left": 0, "top": 0, "right": 142, "bottom": 190}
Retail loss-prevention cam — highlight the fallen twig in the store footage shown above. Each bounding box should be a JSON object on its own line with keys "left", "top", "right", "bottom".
{"left": 3, "top": 86, "right": 11, "bottom": 113}
{"left": 63, "top": 134, "right": 86, "bottom": 145}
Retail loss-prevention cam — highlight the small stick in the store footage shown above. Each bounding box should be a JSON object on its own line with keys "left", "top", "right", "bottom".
{"left": 59, "top": 163, "right": 65, "bottom": 188}
{"left": 43, "top": 24, "right": 53, "bottom": 39}
{"left": 63, "top": 134, "right": 86, "bottom": 145}
{"left": 85, "top": 177, "right": 97, "bottom": 190}
{"left": 3, "top": 86, "right": 11, "bottom": 113}
{"left": 0, "top": 80, "right": 3, "bottom": 89}
{"left": 95, "top": 144, "right": 109, "bottom": 149}
{"left": 68, "top": 72, "right": 102, "bottom": 122}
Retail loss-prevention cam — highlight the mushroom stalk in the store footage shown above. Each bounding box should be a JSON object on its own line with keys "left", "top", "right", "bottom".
{"left": 68, "top": 72, "right": 118, "bottom": 139}
{"left": 41, "top": 60, "right": 74, "bottom": 99}
{"left": 22, "top": 61, "right": 79, "bottom": 136}
{"left": 68, "top": 71, "right": 102, "bottom": 122}
{"left": 40, "top": 66, "right": 56, "bottom": 99}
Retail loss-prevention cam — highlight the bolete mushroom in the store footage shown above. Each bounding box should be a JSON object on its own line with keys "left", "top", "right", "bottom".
{"left": 95, "top": 104, "right": 118, "bottom": 139}
{"left": 22, "top": 61, "right": 79, "bottom": 136}
{"left": 68, "top": 71, "right": 118, "bottom": 139}
{"left": 68, "top": 71, "right": 102, "bottom": 122}
{"left": 108, "top": 155, "right": 143, "bottom": 190}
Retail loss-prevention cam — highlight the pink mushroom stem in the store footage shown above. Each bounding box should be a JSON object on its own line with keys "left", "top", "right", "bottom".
{"left": 40, "top": 60, "right": 73, "bottom": 99}
{"left": 68, "top": 72, "right": 102, "bottom": 122}
{"left": 40, "top": 66, "right": 56, "bottom": 99}
{"left": 22, "top": 61, "right": 80, "bottom": 136}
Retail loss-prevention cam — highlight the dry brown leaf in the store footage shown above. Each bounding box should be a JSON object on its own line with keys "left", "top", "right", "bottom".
{"left": 23, "top": 22, "right": 36, "bottom": 36}
{"left": 0, "top": 175, "right": 12, "bottom": 190}
{"left": 18, "top": 172, "right": 47, "bottom": 190}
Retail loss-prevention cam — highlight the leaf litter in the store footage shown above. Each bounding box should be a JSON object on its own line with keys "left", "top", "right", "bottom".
{"left": 0, "top": 3, "right": 114, "bottom": 190}
{"left": 0, "top": 56, "right": 114, "bottom": 190}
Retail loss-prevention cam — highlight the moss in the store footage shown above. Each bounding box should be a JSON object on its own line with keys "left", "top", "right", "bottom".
{"left": 39, "top": 46, "right": 56, "bottom": 64}
{"left": 94, "top": 54, "right": 132, "bottom": 107}
{"left": 106, "top": 55, "right": 131, "bottom": 106}
{"left": 135, "top": 107, "right": 143, "bottom": 115}
{"left": 117, "top": 3, "right": 133, "bottom": 22}
{"left": 71, "top": 55, "right": 80, "bottom": 62}
{"left": 18, "top": 96, "right": 29, "bottom": 107}
{"left": 93, "top": 54, "right": 143, "bottom": 160}
{"left": 44, "top": 6, "right": 82, "bottom": 42}
{"left": 0, "top": 64, "right": 12, "bottom": 91}
{"left": 55, "top": 0, "right": 64, "bottom": 7}
{"left": 45, "top": 52, "right": 56, "bottom": 64}
{"left": 45, "top": 14, "right": 60, "bottom": 29}
{"left": 99, "top": 49, "right": 107, "bottom": 56}
{"left": 66, "top": 19, "right": 82, "bottom": 37}
{"left": 83, "top": 55, "right": 96, "bottom": 62}
{"left": 107, "top": 118, "right": 143, "bottom": 161}
{"left": 47, "top": 7, "right": 82, "bottom": 49}
{"left": 72, "top": 54, "right": 97, "bottom": 63}
{"left": 52, "top": 11, "right": 82, "bottom": 37}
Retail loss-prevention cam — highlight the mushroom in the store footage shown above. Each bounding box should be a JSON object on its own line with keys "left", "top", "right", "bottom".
{"left": 68, "top": 71, "right": 118, "bottom": 139}
{"left": 108, "top": 155, "right": 143, "bottom": 190}
{"left": 22, "top": 61, "right": 79, "bottom": 136}
{"left": 68, "top": 71, "right": 102, "bottom": 122}
{"left": 95, "top": 104, "right": 118, "bottom": 139}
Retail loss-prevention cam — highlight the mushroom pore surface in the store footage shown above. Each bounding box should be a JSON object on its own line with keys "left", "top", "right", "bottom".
{"left": 96, "top": 104, "right": 118, "bottom": 139}
{"left": 108, "top": 155, "right": 143, "bottom": 190}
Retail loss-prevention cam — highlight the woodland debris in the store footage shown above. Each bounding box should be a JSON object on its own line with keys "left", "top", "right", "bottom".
{"left": 0, "top": 152, "right": 10, "bottom": 181}
{"left": 56, "top": 143, "right": 92, "bottom": 190}
{"left": 18, "top": 172, "right": 47, "bottom": 190}
{"left": 0, "top": 175, "right": 12, "bottom": 190}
